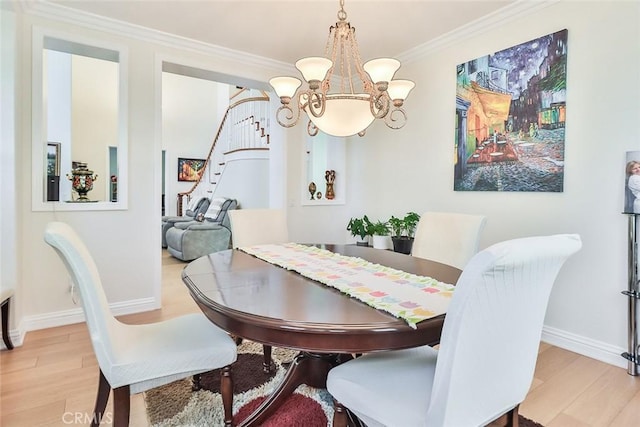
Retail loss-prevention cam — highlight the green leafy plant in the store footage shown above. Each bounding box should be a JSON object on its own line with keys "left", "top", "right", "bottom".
{"left": 388, "top": 212, "right": 421, "bottom": 238}
{"left": 347, "top": 215, "right": 373, "bottom": 241}
{"left": 403, "top": 212, "right": 421, "bottom": 238}
{"left": 369, "top": 220, "right": 390, "bottom": 236}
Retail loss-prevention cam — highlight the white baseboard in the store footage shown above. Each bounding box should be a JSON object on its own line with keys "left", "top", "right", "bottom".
{"left": 6, "top": 296, "right": 159, "bottom": 348}
{"left": 4, "top": 307, "right": 631, "bottom": 371}
{"left": 541, "top": 325, "right": 628, "bottom": 370}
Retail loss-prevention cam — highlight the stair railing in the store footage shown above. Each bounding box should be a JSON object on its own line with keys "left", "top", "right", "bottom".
{"left": 176, "top": 93, "right": 270, "bottom": 215}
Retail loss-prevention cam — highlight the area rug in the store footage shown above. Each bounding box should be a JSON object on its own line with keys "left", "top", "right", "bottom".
{"left": 144, "top": 341, "right": 544, "bottom": 426}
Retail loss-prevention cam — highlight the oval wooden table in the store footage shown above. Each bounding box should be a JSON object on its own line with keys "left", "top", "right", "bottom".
{"left": 182, "top": 244, "right": 461, "bottom": 426}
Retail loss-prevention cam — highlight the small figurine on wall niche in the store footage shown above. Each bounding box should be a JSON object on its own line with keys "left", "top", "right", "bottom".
{"left": 325, "top": 170, "right": 336, "bottom": 200}
{"left": 308, "top": 182, "right": 317, "bottom": 200}
{"left": 316, "top": 192, "right": 322, "bottom": 199}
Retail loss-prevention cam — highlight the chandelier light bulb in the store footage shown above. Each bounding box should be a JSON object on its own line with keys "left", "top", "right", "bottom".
{"left": 295, "top": 57, "right": 333, "bottom": 85}
{"left": 269, "top": 76, "right": 302, "bottom": 99}
{"left": 363, "top": 58, "right": 400, "bottom": 86}
{"left": 387, "top": 79, "right": 416, "bottom": 104}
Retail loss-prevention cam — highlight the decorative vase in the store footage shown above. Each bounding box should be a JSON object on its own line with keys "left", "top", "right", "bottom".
{"left": 325, "top": 170, "right": 336, "bottom": 200}
{"left": 67, "top": 162, "right": 98, "bottom": 201}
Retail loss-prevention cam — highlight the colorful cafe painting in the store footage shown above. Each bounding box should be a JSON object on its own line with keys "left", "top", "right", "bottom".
{"left": 454, "top": 29, "right": 568, "bottom": 192}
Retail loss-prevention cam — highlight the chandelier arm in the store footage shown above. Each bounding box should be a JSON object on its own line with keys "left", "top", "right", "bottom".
{"left": 307, "top": 91, "right": 327, "bottom": 118}
{"left": 384, "top": 107, "right": 408, "bottom": 130}
{"left": 307, "top": 120, "right": 319, "bottom": 137}
{"left": 370, "top": 93, "right": 390, "bottom": 119}
{"left": 275, "top": 103, "right": 300, "bottom": 128}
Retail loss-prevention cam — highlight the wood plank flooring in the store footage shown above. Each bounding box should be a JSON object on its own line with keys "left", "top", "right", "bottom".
{"left": 1, "top": 250, "right": 638, "bottom": 426}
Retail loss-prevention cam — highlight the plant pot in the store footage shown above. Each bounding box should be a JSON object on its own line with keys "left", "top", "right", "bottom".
{"left": 356, "top": 240, "right": 369, "bottom": 247}
{"left": 372, "top": 235, "right": 393, "bottom": 250}
{"left": 391, "top": 236, "right": 414, "bottom": 254}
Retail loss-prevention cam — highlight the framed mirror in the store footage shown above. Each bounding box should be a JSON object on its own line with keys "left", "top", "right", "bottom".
{"left": 32, "top": 27, "right": 128, "bottom": 211}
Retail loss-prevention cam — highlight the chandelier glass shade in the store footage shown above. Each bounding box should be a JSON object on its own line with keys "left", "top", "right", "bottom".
{"left": 269, "top": 0, "right": 415, "bottom": 137}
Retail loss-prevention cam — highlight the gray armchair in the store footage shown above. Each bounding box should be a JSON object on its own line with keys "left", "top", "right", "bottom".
{"left": 161, "top": 196, "right": 210, "bottom": 248}
{"left": 165, "top": 198, "right": 238, "bottom": 261}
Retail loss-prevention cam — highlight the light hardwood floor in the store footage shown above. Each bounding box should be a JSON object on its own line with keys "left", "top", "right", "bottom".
{"left": 1, "top": 250, "right": 639, "bottom": 426}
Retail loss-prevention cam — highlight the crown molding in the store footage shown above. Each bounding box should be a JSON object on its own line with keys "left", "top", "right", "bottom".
{"left": 19, "top": 1, "right": 560, "bottom": 75}
{"left": 398, "top": 0, "right": 561, "bottom": 63}
{"left": 20, "top": 0, "right": 292, "bottom": 75}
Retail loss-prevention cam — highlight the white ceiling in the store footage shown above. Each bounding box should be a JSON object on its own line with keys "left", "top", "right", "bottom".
{"left": 46, "top": 0, "right": 515, "bottom": 64}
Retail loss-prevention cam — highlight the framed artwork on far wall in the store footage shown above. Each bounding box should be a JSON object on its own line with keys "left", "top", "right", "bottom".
{"left": 47, "top": 142, "right": 61, "bottom": 176}
{"left": 454, "top": 29, "right": 568, "bottom": 192}
{"left": 178, "top": 157, "right": 206, "bottom": 182}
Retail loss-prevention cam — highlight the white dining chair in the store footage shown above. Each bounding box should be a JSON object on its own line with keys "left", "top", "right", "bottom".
{"left": 411, "top": 211, "right": 487, "bottom": 270}
{"left": 44, "top": 222, "right": 238, "bottom": 427}
{"left": 228, "top": 208, "right": 289, "bottom": 373}
{"left": 327, "top": 234, "right": 581, "bottom": 427}
{"left": 229, "top": 208, "right": 289, "bottom": 248}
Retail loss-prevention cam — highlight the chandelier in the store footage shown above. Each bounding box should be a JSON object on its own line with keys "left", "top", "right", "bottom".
{"left": 269, "top": 0, "right": 415, "bottom": 137}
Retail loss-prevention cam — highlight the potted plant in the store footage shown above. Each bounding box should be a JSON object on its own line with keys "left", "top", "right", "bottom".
{"left": 389, "top": 212, "right": 421, "bottom": 254}
{"left": 347, "top": 215, "right": 373, "bottom": 246}
{"left": 369, "top": 220, "right": 393, "bottom": 250}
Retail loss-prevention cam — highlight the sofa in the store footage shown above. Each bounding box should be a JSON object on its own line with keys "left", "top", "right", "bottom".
{"left": 161, "top": 195, "right": 211, "bottom": 248}
{"left": 165, "top": 197, "right": 238, "bottom": 261}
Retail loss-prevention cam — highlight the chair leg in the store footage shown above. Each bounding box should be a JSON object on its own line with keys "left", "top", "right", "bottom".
{"left": 505, "top": 404, "right": 520, "bottom": 427}
{"left": 332, "top": 399, "right": 349, "bottom": 427}
{"left": 220, "top": 365, "right": 234, "bottom": 427}
{"left": 112, "top": 385, "right": 131, "bottom": 427}
{"left": 263, "top": 344, "right": 274, "bottom": 373}
{"left": 1, "top": 297, "right": 14, "bottom": 350}
{"left": 91, "top": 369, "right": 111, "bottom": 427}
{"left": 192, "top": 373, "right": 202, "bottom": 391}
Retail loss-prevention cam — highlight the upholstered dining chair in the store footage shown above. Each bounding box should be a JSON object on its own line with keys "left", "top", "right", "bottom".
{"left": 228, "top": 208, "right": 289, "bottom": 373}
{"left": 327, "top": 234, "right": 581, "bottom": 427}
{"left": 228, "top": 208, "right": 289, "bottom": 248}
{"left": 44, "top": 222, "right": 237, "bottom": 427}
{"left": 411, "top": 211, "right": 487, "bottom": 270}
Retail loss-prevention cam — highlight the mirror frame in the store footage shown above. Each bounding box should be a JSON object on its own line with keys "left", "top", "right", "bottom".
{"left": 31, "top": 26, "right": 128, "bottom": 211}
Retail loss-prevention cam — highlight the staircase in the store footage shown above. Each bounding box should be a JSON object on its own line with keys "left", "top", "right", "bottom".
{"left": 176, "top": 89, "right": 271, "bottom": 215}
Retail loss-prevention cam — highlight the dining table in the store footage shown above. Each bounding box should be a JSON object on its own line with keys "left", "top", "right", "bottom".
{"left": 181, "top": 243, "right": 462, "bottom": 426}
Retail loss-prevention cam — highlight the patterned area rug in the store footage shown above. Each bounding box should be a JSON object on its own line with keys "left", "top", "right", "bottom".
{"left": 144, "top": 341, "right": 544, "bottom": 426}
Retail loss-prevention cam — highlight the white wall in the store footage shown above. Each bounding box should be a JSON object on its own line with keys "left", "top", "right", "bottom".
{"left": 162, "top": 72, "right": 225, "bottom": 216}
{"left": 0, "top": 6, "right": 20, "bottom": 345}
{"left": 8, "top": 1, "right": 640, "bottom": 369}
{"left": 13, "top": 7, "right": 289, "bottom": 334}
{"left": 341, "top": 1, "right": 640, "bottom": 366}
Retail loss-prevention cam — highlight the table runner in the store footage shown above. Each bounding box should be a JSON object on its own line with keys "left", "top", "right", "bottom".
{"left": 239, "top": 243, "right": 455, "bottom": 329}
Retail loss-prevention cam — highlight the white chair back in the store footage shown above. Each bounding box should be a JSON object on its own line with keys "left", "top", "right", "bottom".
{"left": 411, "top": 211, "right": 486, "bottom": 269}
{"left": 229, "top": 209, "right": 289, "bottom": 248}
{"left": 44, "top": 222, "right": 120, "bottom": 375}
{"left": 425, "top": 234, "right": 582, "bottom": 426}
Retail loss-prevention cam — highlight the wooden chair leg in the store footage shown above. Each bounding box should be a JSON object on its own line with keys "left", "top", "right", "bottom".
{"left": 220, "top": 365, "right": 233, "bottom": 427}
{"left": 332, "top": 399, "right": 348, "bottom": 427}
{"left": 112, "top": 385, "right": 131, "bottom": 427}
{"left": 505, "top": 404, "right": 520, "bottom": 427}
{"left": 263, "top": 344, "right": 274, "bottom": 373}
{"left": 1, "top": 297, "right": 14, "bottom": 350}
{"left": 91, "top": 369, "right": 111, "bottom": 427}
{"left": 192, "top": 373, "right": 202, "bottom": 391}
